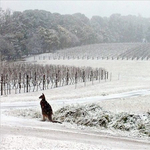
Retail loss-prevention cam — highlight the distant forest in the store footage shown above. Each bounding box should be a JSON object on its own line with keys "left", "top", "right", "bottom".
{"left": 0, "top": 8, "right": 150, "bottom": 60}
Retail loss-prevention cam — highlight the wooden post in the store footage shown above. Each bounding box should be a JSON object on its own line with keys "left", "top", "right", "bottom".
{"left": 55, "top": 73, "right": 58, "bottom": 88}
{"left": 43, "top": 74, "right": 45, "bottom": 90}
{"left": 3, "top": 74, "right": 6, "bottom": 95}
{"left": 19, "top": 73, "right": 21, "bottom": 93}
{"left": 8, "top": 75, "right": 11, "bottom": 95}
{"left": 1, "top": 74, "right": 3, "bottom": 95}
{"left": 96, "top": 69, "right": 98, "bottom": 80}
{"left": 82, "top": 70, "right": 86, "bottom": 86}
{"left": 91, "top": 71, "right": 94, "bottom": 85}
{"left": 6, "top": 74, "right": 9, "bottom": 95}
{"left": 66, "top": 70, "right": 69, "bottom": 85}
{"left": 83, "top": 70, "right": 85, "bottom": 82}
{"left": 26, "top": 74, "right": 29, "bottom": 93}
{"left": 101, "top": 70, "right": 103, "bottom": 80}
{"left": 90, "top": 70, "right": 92, "bottom": 81}
{"left": 23, "top": 74, "right": 25, "bottom": 93}
{"left": 75, "top": 72, "right": 77, "bottom": 89}
{"left": 106, "top": 72, "right": 109, "bottom": 80}
{"left": 58, "top": 70, "right": 61, "bottom": 87}
{"left": 99, "top": 69, "right": 101, "bottom": 83}
{"left": 105, "top": 71, "right": 107, "bottom": 82}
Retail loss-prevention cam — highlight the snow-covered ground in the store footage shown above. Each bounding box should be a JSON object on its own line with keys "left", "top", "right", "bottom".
{"left": 1, "top": 58, "right": 150, "bottom": 149}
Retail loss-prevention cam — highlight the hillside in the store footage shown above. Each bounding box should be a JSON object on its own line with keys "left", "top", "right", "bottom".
{"left": 0, "top": 9, "right": 150, "bottom": 60}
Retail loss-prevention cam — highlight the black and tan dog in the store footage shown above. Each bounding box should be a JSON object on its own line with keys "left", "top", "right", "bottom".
{"left": 39, "top": 93, "right": 61, "bottom": 123}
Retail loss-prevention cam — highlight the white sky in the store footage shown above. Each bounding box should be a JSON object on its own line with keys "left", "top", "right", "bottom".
{"left": 0, "top": 0, "right": 150, "bottom": 18}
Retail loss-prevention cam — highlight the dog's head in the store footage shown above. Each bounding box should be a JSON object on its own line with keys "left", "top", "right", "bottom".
{"left": 39, "top": 93, "right": 45, "bottom": 99}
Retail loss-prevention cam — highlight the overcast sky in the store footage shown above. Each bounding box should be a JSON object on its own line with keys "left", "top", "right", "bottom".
{"left": 1, "top": 0, "right": 150, "bottom": 18}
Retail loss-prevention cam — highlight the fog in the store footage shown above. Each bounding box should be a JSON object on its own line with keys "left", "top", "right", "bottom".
{"left": 1, "top": 0, "right": 150, "bottom": 18}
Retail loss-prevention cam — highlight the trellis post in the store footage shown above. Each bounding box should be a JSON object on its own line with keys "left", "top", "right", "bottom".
{"left": 43, "top": 74, "right": 45, "bottom": 90}
{"left": 75, "top": 71, "right": 77, "bottom": 89}
{"left": 1, "top": 74, "right": 3, "bottom": 95}
{"left": 26, "top": 74, "right": 29, "bottom": 93}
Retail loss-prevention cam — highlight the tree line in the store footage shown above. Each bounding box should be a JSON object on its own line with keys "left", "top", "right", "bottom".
{"left": 0, "top": 8, "right": 150, "bottom": 60}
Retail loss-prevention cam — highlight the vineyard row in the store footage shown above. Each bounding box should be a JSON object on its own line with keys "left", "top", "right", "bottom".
{"left": 29, "top": 43, "right": 150, "bottom": 61}
{"left": 32, "top": 55, "right": 150, "bottom": 61}
{"left": 0, "top": 63, "right": 109, "bottom": 96}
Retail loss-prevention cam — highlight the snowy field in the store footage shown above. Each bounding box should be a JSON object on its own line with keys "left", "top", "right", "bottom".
{"left": 28, "top": 43, "right": 150, "bottom": 60}
{"left": 1, "top": 57, "right": 150, "bottom": 149}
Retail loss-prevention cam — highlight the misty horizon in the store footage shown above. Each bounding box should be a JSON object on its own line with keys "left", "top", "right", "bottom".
{"left": 1, "top": 1, "right": 150, "bottom": 19}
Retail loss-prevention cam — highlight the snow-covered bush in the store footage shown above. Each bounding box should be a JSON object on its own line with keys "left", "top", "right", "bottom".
{"left": 111, "top": 113, "right": 141, "bottom": 131}
{"left": 54, "top": 104, "right": 113, "bottom": 128}
{"left": 53, "top": 104, "right": 150, "bottom": 137}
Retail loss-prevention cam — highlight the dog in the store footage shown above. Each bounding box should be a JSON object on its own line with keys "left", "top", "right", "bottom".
{"left": 39, "top": 93, "right": 61, "bottom": 123}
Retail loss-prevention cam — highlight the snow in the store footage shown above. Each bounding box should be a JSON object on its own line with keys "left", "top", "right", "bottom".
{"left": 1, "top": 135, "right": 114, "bottom": 150}
{"left": 3, "top": 103, "right": 150, "bottom": 139}
{"left": 1, "top": 58, "right": 150, "bottom": 149}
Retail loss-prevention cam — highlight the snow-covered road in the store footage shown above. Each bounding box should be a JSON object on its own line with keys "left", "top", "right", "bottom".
{"left": 1, "top": 124, "right": 150, "bottom": 150}
{"left": 2, "top": 88, "right": 150, "bottom": 109}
